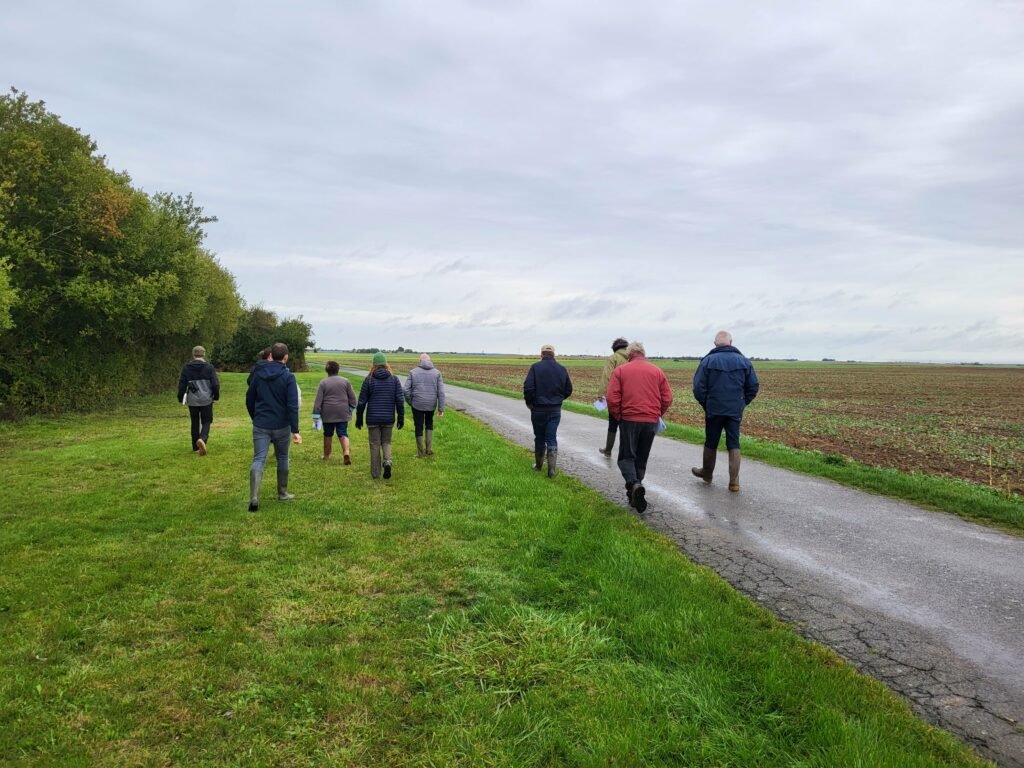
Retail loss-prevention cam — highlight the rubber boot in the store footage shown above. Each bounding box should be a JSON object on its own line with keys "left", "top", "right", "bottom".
{"left": 416, "top": 435, "right": 425, "bottom": 458}
{"left": 546, "top": 448, "right": 558, "bottom": 478}
{"left": 425, "top": 429, "right": 434, "bottom": 455}
{"left": 277, "top": 468, "right": 295, "bottom": 501}
{"left": 728, "top": 449, "right": 741, "bottom": 492}
{"left": 691, "top": 447, "right": 717, "bottom": 483}
{"left": 534, "top": 448, "right": 544, "bottom": 471}
{"left": 248, "top": 468, "right": 262, "bottom": 512}
{"left": 322, "top": 435, "right": 332, "bottom": 460}
{"left": 599, "top": 431, "right": 615, "bottom": 457}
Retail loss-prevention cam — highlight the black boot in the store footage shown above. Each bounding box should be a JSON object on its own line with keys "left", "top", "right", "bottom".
{"left": 383, "top": 461, "right": 393, "bottom": 479}
{"left": 599, "top": 431, "right": 616, "bottom": 457}
{"left": 534, "top": 448, "right": 544, "bottom": 471}
{"left": 546, "top": 448, "right": 558, "bottom": 478}
{"left": 416, "top": 436, "right": 424, "bottom": 458}
{"left": 691, "top": 447, "right": 717, "bottom": 483}
{"left": 631, "top": 482, "right": 647, "bottom": 513}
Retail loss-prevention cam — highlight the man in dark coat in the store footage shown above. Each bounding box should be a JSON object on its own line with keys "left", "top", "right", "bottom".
{"left": 523, "top": 344, "right": 573, "bottom": 477}
{"left": 177, "top": 345, "right": 220, "bottom": 455}
{"left": 691, "top": 330, "right": 760, "bottom": 491}
{"left": 245, "top": 342, "right": 302, "bottom": 511}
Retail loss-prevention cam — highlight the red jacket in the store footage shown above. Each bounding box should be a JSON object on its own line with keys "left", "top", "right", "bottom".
{"left": 606, "top": 355, "right": 673, "bottom": 423}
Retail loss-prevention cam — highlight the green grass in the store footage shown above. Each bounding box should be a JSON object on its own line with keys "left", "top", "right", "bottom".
{"left": 442, "top": 379, "right": 1024, "bottom": 536}
{"left": 0, "top": 373, "right": 990, "bottom": 766}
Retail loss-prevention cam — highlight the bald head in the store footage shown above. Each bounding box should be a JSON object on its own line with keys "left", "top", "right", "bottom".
{"left": 419, "top": 353, "right": 431, "bottom": 363}
{"left": 714, "top": 331, "right": 733, "bottom": 347}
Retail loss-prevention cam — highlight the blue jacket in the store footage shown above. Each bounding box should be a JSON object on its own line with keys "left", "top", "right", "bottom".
{"left": 692, "top": 345, "right": 759, "bottom": 419}
{"left": 524, "top": 357, "right": 573, "bottom": 412}
{"left": 246, "top": 361, "right": 300, "bottom": 433}
{"left": 357, "top": 368, "right": 405, "bottom": 426}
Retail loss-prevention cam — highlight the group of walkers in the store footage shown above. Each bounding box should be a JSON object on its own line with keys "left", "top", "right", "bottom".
{"left": 523, "top": 331, "right": 759, "bottom": 513}
{"left": 178, "top": 331, "right": 758, "bottom": 514}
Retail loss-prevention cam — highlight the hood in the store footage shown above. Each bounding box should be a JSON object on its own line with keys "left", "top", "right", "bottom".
{"left": 372, "top": 367, "right": 392, "bottom": 380}
{"left": 255, "top": 361, "right": 289, "bottom": 381}
{"left": 613, "top": 348, "right": 629, "bottom": 363}
{"left": 418, "top": 360, "right": 434, "bottom": 370}
{"left": 708, "top": 345, "right": 741, "bottom": 356}
{"left": 186, "top": 359, "right": 208, "bottom": 370}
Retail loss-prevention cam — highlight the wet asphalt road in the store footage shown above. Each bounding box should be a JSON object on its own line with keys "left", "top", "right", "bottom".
{"left": 440, "top": 382, "right": 1024, "bottom": 767}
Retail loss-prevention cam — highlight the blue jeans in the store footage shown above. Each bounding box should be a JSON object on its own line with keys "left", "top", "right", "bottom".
{"left": 704, "top": 415, "right": 741, "bottom": 451}
{"left": 531, "top": 410, "right": 561, "bottom": 453}
{"left": 252, "top": 425, "right": 291, "bottom": 473}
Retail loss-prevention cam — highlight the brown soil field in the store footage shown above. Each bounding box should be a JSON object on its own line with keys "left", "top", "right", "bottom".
{"left": 328, "top": 356, "right": 1023, "bottom": 495}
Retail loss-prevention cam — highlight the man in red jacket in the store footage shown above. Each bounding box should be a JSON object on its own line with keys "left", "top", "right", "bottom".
{"left": 605, "top": 341, "right": 673, "bottom": 513}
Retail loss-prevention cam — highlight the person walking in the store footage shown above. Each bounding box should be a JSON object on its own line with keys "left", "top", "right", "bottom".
{"left": 177, "top": 345, "right": 220, "bottom": 455}
{"left": 597, "top": 337, "right": 629, "bottom": 457}
{"left": 523, "top": 344, "right": 573, "bottom": 477}
{"left": 691, "top": 330, "right": 760, "bottom": 492}
{"left": 404, "top": 353, "right": 446, "bottom": 458}
{"left": 355, "top": 353, "right": 405, "bottom": 479}
{"left": 246, "top": 347, "right": 271, "bottom": 386}
{"left": 606, "top": 341, "right": 672, "bottom": 513}
{"left": 245, "top": 342, "right": 302, "bottom": 511}
{"left": 313, "top": 361, "right": 357, "bottom": 463}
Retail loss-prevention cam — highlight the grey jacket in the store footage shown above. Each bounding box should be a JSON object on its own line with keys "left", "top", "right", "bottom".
{"left": 313, "top": 375, "right": 357, "bottom": 423}
{"left": 404, "top": 360, "right": 446, "bottom": 413}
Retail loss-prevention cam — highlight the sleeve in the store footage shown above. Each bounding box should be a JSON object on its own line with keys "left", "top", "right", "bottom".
{"left": 692, "top": 360, "right": 708, "bottom": 408}
{"left": 287, "top": 374, "right": 300, "bottom": 434}
{"left": 210, "top": 365, "right": 220, "bottom": 401}
{"left": 563, "top": 368, "right": 573, "bottom": 399}
{"left": 177, "top": 367, "right": 187, "bottom": 403}
{"left": 403, "top": 371, "right": 413, "bottom": 405}
{"left": 313, "top": 381, "right": 325, "bottom": 415}
{"left": 660, "top": 371, "right": 673, "bottom": 416}
{"left": 395, "top": 378, "right": 405, "bottom": 422}
{"left": 523, "top": 365, "right": 536, "bottom": 408}
{"left": 744, "top": 363, "right": 760, "bottom": 405}
{"left": 598, "top": 358, "right": 612, "bottom": 396}
{"left": 245, "top": 377, "right": 256, "bottom": 420}
{"left": 606, "top": 368, "right": 622, "bottom": 420}
{"left": 356, "top": 376, "right": 369, "bottom": 420}
{"left": 436, "top": 372, "right": 446, "bottom": 413}
{"left": 347, "top": 380, "right": 358, "bottom": 411}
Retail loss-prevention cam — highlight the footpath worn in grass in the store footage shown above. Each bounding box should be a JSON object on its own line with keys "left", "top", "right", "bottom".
{"left": 0, "top": 373, "right": 988, "bottom": 766}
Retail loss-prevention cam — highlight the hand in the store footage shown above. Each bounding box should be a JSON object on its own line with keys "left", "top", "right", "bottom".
{"left": 397, "top": 418, "right": 404, "bottom": 430}
{"left": 437, "top": 410, "right": 444, "bottom": 418}
{"left": 292, "top": 433, "right": 302, "bottom": 445}
{"left": 355, "top": 418, "right": 363, "bottom": 430}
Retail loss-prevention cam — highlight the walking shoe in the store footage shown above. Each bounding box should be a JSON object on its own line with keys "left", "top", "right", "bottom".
{"left": 248, "top": 501, "right": 259, "bottom": 512}
{"left": 277, "top": 491, "right": 296, "bottom": 501}
{"left": 625, "top": 482, "right": 636, "bottom": 508}
{"left": 631, "top": 483, "right": 647, "bottom": 513}
{"left": 343, "top": 454, "right": 352, "bottom": 465}
{"left": 196, "top": 438, "right": 207, "bottom": 456}
{"left": 383, "top": 462, "right": 392, "bottom": 479}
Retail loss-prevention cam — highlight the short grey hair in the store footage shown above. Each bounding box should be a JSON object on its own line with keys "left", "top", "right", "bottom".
{"left": 714, "top": 330, "right": 732, "bottom": 347}
{"left": 625, "top": 340, "right": 646, "bottom": 357}
{"left": 419, "top": 353, "right": 431, "bottom": 362}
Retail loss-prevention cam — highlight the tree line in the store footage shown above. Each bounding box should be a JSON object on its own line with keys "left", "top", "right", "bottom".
{"left": 0, "top": 89, "right": 311, "bottom": 415}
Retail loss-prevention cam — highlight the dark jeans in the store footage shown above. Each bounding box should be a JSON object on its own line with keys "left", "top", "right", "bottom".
{"left": 251, "top": 425, "right": 291, "bottom": 473}
{"left": 617, "top": 420, "right": 658, "bottom": 486}
{"left": 531, "top": 409, "right": 561, "bottom": 453}
{"left": 705, "top": 415, "right": 741, "bottom": 450}
{"left": 412, "top": 408, "right": 434, "bottom": 437}
{"left": 607, "top": 411, "right": 620, "bottom": 435}
{"left": 189, "top": 405, "right": 213, "bottom": 449}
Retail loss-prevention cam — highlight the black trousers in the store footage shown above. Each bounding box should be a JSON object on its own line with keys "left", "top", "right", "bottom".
{"left": 189, "top": 404, "right": 213, "bottom": 449}
{"left": 412, "top": 408, "right": 434, "bottom": 437}
{"left": 617, "top": 420, "right": 658, "bottom": 486}
{"left": 607, "top": 411, "right": 620, "bottom": 435}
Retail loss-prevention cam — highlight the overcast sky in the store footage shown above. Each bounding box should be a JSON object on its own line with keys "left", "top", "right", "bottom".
{"left": 3, "top": 1, "right": 1023, "bottom": 361}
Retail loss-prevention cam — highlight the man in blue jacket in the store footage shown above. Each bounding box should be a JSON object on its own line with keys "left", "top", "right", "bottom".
{"left": 523, "top": 344, "right": 573, "bottom": 477}
{"left": 245, "top": 342, "right": 302, "bottom": 511}
{"left": 691, "top": 331, "right": 759, "bottom": 491}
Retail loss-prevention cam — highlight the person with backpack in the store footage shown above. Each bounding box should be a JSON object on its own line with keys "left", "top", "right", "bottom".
{"left": 177, "top": 345, "right": 220, "bottom": 455}
{"left": 403, "top": 353, "right": 446, "bottom": 457}
{"left": 355, "top": 353, "right": 405, "bottom": 479}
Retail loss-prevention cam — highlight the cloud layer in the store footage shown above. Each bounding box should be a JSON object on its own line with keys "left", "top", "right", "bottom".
{"left": 4, "top": 0, "right": 1023, "bottom": 360}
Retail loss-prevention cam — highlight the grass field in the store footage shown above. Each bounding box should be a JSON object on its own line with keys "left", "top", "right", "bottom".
{"left": 0, "top": 372, "right": 990, "bottom": 766}
{"left": 315, "top": 353, "right": 1024, "bottom": 533}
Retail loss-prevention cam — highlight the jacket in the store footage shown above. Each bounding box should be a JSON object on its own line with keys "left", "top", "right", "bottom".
{"left": 313, "top": 375, "right": 357, "bottom": 423}
{"left": 692, "top": 345, "right": 759, "bottom": 419}
{"left": 523, "top": 357, "right": 573, "bottom": 412}
{"left": 599, "top": 348, "right": 629, "bottom": 397}
{"left": 357, "top": 368, "right": 405, "bottom": 426}
{"left": 246, "top": 361, "right": 300, "bottom": 433}
{"left": 404, "top": 360, "right": 446, "bottom": 413}
{"left": 246, "top": 358, "right": 270, "bottom": 386}
{"left": 178, "top": 359, "right": 220, "bottom": 407}
{"left": 606, "top": 355, "right": 673, "bottom": 423}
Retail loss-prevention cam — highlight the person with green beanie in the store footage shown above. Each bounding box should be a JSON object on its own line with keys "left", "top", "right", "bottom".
{"left": 355, "top": 353, "right": 405, "bottom": 479}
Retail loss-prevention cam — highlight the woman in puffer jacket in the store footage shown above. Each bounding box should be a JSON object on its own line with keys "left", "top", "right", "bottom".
{"left": 355, "top": 352, "right": 405, "bottom": 479}
{"left": 403, "top": 353, "right": 446, "bottom": 457}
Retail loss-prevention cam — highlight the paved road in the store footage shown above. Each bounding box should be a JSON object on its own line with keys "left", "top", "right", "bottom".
{"left": 435, "top": 381, "right": 1024, "bottom": 767}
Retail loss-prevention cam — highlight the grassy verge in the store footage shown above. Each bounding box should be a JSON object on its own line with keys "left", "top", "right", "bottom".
{"left": 446, "top": 379, "right": 1024, "bottom": 536}
{"left": 0, "top": 373, "right": 989, "bottom": 766}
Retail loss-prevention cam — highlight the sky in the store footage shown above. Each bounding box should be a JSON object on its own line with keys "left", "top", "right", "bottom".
{"left": 3, "top": 1, "right": 1023, "bottom": 362}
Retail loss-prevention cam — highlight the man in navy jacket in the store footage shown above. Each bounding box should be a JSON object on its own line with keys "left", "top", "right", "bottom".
{"left": 246, "top": 342, "right": 302, "bottom": 511}
{"left": 523, "top": 344, "right": 573, "bottom": 477}
{"left": 691, "top": 331, "right": 759, "bottom": 491}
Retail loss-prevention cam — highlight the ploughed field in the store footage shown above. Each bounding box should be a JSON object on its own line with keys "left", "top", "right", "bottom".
{"left": 325, "top": 355, "right": 1023, "bottom": 496}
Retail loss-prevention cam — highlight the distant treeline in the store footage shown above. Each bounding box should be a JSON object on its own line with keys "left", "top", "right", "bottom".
{"left": 0, "top": 89, "right": 310, "bottom": 415}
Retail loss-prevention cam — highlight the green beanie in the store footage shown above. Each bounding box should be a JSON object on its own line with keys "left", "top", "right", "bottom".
{"left": 372, "top": 352, "right": 387, "bottom": 366}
